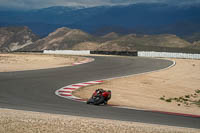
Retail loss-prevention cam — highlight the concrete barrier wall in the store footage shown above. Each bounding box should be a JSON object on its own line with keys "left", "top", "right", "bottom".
{"left": 90, "top": 51, "right": 138, "bottom": 56}
{"left": 43, "top": 50, "right": 90, "bottom": 55}
{"left": 138, "top": 51, "right": 200, "bottom": 59}
{"left": 43, "top": 50, "right": 200, "bottom": 59}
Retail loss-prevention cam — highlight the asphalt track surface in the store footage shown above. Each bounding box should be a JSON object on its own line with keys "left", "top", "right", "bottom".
{"left": 0, "top": 56, "right": 199, "bottom": 129}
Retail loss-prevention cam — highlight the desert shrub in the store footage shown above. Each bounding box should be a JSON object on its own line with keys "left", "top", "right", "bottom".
{"left": 166, "top": 98, "right": 172, "bottom": 102}
{"left": 195, "top": 89, "right": 200, "bottom": 94}
{"left": 185, "top": 95, "right": 190, "bottom": 98}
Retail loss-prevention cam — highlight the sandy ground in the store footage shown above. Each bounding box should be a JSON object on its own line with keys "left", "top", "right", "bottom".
{"left": 0, "top": 108, "right": 199, "bottom": 133}
{"left": 0, "top": 53, "right": 87, "bottom": 72}
{"left": 74, "top": 58, "right": 200, "bottom": 115}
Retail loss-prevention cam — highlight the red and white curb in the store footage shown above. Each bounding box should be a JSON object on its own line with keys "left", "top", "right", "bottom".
{"left": 72, "top": 58, "right": 94, "bottom": 66}
{"left": 55, "top": 80, "right": 104, "bottom": 102}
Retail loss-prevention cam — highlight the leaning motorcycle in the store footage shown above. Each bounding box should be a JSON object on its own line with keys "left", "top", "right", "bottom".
{"left": 87, "top": 89, "right": 111, "bottom": 105}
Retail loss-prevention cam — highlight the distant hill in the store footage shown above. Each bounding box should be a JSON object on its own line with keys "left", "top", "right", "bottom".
{"left": 22, "top": 27, "right": 94, "bottom": 51}
{"left": 101, "top": 32, "right": 120, "bottom": 41}
{"left": 20, "top": 27, "right": 198, "bottom": 52}
{"left": 0, "top": 26, "right": 39, "bottom": 52}
{"left": 1, "top": 4, "right": 200, "bottom": 37}
{"left": 182, "top": 32, "right": 200, "bottom": 43}
{"left": 190, "top": 41, "right": 200, "bottom": 50}
{"left": 96, "top": 34, "right": 192, "bottom": 51}
{"left": 72, "top": 42, "right": 99, "bottom": 50}
{"left": 1, "top": 26, "right": 199, "bottom": 53}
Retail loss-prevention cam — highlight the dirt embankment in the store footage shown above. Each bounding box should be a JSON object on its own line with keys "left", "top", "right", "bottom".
{"left": 0, "top": 108, "right": 199, "bottom": 133}
{"left": 0, "top": 53, "right": 87, "bottom": 72}
{"left": 74, "top": 58, "right": 200, "bottom": 115}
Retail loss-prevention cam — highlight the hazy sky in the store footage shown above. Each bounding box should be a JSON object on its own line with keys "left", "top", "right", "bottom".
{"left": 0, "top": 0, "right": 200, "bottom": 9}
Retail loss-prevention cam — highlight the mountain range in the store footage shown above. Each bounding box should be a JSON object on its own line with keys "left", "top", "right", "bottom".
{"left": 1, "top": 26, "right": 200, "bottom": 53}
{"left": 0, "top": 26, "right": 39, "bottom": 52}
{"left": 18, "top": 27, "right": 200, "bottom": 53}
{"left": 1, "top": 3, "right": 200, "bottom": 38}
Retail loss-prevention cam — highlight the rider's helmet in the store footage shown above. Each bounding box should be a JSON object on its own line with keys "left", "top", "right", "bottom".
{"left": 95, "top": 89, "right": 101, "bottom": 94}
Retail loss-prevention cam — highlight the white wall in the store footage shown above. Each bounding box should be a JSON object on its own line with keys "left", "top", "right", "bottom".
{"left": 138, "top": 51, "right": 200, "bottom": 59}
{"left": 43, "top": 50, "right": 200, "bottom": 59}
{"left": 43, "top": 50, "right": 90, "bottom": 55}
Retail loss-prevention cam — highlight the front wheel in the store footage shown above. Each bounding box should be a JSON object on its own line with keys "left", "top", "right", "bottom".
{"left": 86, "top": 98, "right": 93, "bottom": 104}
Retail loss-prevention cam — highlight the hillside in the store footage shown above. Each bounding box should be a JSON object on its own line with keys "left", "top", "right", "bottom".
{"left": 96, "top": 34, "right": 191, "bottom": 51}
{"left": 182, "top": 32, "right": 200, "bottom": 43}
{"left": 72, "top": 42, "right": 99, "bottom": 50}
{"left": 20, "top": 27, "right": 196, "bottom": 52}
{"left": 1, "top": 25, "right": 197, "bottom": 52}
{"left": 100, "top": 32, "right": 120, "bottom": 41}
{"left": 0, "top": 26, "right": 39, "bottom": 52}
{"left": 22, "top": 27, "right": 94, "bottom": 51}
{"left": 190, "top": 41, "right": 200, "bottom": 50}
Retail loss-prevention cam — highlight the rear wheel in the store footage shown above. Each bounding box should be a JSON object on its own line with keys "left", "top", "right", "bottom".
{"left": 93, "top": 96, "right": 105, "bottom": 105}
{"left": 86, "top": 100, "right": 90, "bottom": 104}
{"left": 86, "top": 98, "right": 93, "bottom": 104}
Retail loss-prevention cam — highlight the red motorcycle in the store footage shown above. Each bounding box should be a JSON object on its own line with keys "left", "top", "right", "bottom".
{"left": 86, "top": 89, "right": 111, "bottom": 105}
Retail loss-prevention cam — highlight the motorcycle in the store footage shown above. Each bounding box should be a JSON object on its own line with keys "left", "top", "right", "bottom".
{"left": 86, "top": 89, "right": 111, "bottom": 105}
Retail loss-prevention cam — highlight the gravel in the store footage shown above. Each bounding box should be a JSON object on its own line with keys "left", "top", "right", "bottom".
{"left": 0, "top": 108, "right": 199, "bottom": 133}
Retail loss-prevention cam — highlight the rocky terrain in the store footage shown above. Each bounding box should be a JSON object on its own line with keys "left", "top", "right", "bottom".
{"left": 1, "top": 26, "right": 200, "bottom": 52}
{"left": 191, "top": 41, "right": 200, "bottom": 49}
{"left": 0, "top": 26, "right": 39, "bottom": 52}
{"left": 21, "top": 27, "right": 94, "bottom": 51}
{"left": 21, "top": 27, "right": 197, "bottom": 52}
{"left": 96, "top": 34, "right": 192, "bottom": 51}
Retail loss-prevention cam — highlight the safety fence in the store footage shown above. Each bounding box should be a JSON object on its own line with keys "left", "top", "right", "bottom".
{"left": 138, "top": 51, "right": 200, "bottom": 59}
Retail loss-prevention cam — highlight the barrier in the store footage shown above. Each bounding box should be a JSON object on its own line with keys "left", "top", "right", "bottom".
{"left": 90, "top": 51, "right": 138, "bottom": 56}
{"left": 43, "top": 50, "right": 90, "bottom": 55}
{"left": 138, "top": 51, "right": 200, "bottom": 59}
{"left": 43, "top": 50, "right": 200, "bottom": 59}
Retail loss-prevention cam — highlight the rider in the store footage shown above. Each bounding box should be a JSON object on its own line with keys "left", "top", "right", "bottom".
{"left": 95, "top": 88, "right": 111, "bottom": 104}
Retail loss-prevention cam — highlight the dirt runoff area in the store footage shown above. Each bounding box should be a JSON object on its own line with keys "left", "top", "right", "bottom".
{"left": 74, "top": 58, "right": 200, "bottom": 115}
{"left": 0, "top": 53, "right": 87, "bottom": 72}
{"left": 0, "top": 108, "right": 199, "bottom": 133}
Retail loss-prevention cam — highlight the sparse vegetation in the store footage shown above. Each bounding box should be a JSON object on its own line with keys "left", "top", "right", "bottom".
{"left": 166, "top": 98, "right": 172, "bottom": 102}
{"left": 194, "top": 100, "right": 200, "bottom": 107}
{"left": 195, "top": 89, "right": 200, "bottom": 94}
{"left": 160, "top": 89, "right": 200, "bottom": 107}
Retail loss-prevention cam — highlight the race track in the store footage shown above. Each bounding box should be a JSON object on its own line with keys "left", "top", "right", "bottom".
{"left": 0, "top": 56, "right": 199, "bottom": 128}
